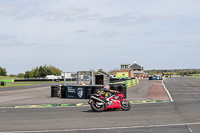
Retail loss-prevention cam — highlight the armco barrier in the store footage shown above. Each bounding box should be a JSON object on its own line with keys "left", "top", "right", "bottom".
{"left": 56, "top": 80, "right": 139, "bottom": 99}
{"left": 60, "top": 85, "right": 103, "bottom": 99}
{"left": 0, "top": 80, "right": 14, "bottom": 83}
{"left": 14, "top": 78, "right": 76, "bottom": 82}
{"left": 112, "top": 79, "right": 139, "bottom": 88}
{"left": 109, "top": 79, "right": 139, "bottom": 98}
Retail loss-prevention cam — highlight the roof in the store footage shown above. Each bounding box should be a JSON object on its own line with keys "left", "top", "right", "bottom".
{"left": 96, "top": 71, "right": 109, "bottom": 76}
{"left": 130, "top": 63, "right": 143, "bottom": 69}
{"left": 133, "top": 71, "right": 144, "bottom": 74}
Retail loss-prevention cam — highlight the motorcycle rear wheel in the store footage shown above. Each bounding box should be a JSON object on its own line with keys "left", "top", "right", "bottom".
{"left": 121, "top": 100, "right": 131, "bottom": 111}
{"left": 91, "top": 101, "right": 105, "bottom": 112}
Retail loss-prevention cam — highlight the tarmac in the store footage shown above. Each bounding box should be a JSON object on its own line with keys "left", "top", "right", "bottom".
{"left": 0, "top": 79, "right": 170, "bottom": 108}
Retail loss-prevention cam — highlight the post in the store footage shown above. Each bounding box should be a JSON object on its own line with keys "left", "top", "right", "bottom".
{"left": 77, "top": 71, "right": 80, "bottom": 85}
{"left": 91, "top": 71, "right": 93, "bottom": 85}
{"left": 64, "top": 72, "right": 66, "bottom": 86}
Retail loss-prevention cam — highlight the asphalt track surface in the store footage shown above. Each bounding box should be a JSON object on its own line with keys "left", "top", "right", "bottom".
{"left": 0, "top": 77, "right": 200, "bottom": 133}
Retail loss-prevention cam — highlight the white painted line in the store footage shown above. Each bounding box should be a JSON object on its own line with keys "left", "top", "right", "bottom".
{"left": 162, "top": 78, "right": 174, "bottom": 102}
{"left": 170, "top": 93, "right": 200, "bottom": 94}
{"left": 188, "top": 127, "right": 193, "bottom": 133}
{"left": 2, "top": 122, "right": 200, "bottom": 133}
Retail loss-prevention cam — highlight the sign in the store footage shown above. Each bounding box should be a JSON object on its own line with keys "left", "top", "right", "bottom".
{"left": 66, "top": 86, "right": 85, "bottom": 99}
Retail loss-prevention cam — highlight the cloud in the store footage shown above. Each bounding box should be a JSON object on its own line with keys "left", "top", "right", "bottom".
{"left": 0, "top": 2, "right": 89, "bottom": 20}
{"left": 0, "top": 34, "right": 35, "bottom": 47}
{"left": 101, "top": 14, "right": 138, "bottom": 26}
{"left": 0, "top": 4, "right": 13, "bottom": 12}
{"left": 75, "top": 30, "right": 87, "bottom": 33}
{"left": 101, "top": 14, "right": 183, "bottom": 26}
{"left": 99, "top": 31, "right": 119, "bottom": 37}
{"left": 55, "top": 7, "right": 87, "bottom": 16}
{"left": 0, "top": 33, "right": 15, "bottom": 40}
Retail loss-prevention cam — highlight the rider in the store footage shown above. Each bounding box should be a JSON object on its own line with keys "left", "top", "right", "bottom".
{"left": 99, "top": 85, "right": 116, "bottom": 102}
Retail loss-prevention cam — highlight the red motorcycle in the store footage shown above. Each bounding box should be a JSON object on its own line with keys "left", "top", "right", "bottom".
{"left": 88, "top": 90, "right": 131, "bottom": 112}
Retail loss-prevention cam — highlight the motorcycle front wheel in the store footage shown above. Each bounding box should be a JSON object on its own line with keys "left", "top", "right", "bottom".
{"left": 91, "top": 101, "right": 105, "bottom": 112}
{"left": 121, "top": 100, "right": 131, "bottom": 111}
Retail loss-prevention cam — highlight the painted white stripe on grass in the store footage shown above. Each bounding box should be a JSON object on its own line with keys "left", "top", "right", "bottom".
{"left": 2, "top": 122, "right": 200, "bottom": 133}
{"left": 162, "top": 78, "right": 174, "bottom": 102}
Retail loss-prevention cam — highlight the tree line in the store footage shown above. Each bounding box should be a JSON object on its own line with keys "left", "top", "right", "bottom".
{"left": 24, "top": 65, "right": 62, "bottom": 78}
{"left": 0, "top": 66, "right": 7, "bottom": 76}
{"left": 145, "top": 69, "right": 200, "bottom": 76}
{"left": 0, "top": 65, "right": 62, "bottom": 78}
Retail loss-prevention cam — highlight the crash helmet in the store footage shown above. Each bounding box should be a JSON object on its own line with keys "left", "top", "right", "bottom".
{"left": 103, "top": 85, "right": 110, "bottom": 91}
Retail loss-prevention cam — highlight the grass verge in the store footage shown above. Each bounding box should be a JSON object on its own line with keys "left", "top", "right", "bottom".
{"left": 186, "top": 76, "right": 200, "bottom": 78}
{"left": 0, "top": 84, "right": 37, "bottom": 88}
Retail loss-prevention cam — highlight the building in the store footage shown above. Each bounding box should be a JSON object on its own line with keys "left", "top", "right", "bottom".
{"left": 111, "top": 62, "right": 148, "bottom": 78}
{"left": 130, "top": 62, "right": 148, "bottom": 77}
{"left": 94, "top": 71, "right": 110, "bottom": 85}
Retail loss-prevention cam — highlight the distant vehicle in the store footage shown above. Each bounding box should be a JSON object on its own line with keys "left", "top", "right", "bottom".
{"left": 149, "top": 75, "right": 162, "bottom": 80}
{"left": 46, "top": 75, "right": 62, "bottom": 79}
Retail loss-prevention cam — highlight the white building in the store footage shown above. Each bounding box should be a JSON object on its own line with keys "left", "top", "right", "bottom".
{"left": 46, "top": 75, "right": 62, "bottom": 79}
{"left": 61, "top": 72, "right": 72, "bottom": 79}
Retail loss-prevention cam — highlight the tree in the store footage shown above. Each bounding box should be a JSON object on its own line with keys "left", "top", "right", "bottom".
{"left": 49, "top": 65, "right": 62, "bottom": 75}
{"left": 9, "top": 74, "right": 16, "bottom": 77}
{"left": 33, "top": 67, "right": 39, "bottom": 78}
{"left": 24, "top": 71, "right": 33, "bottom": 78}
{"left": 17, "top": 73, "right": 25, "bottom": 78}
{"left": 97, "top": 69, "right": 107, "bottom": 73}
{"left": 24, "top": 65, "right": 62, "bottom": 78}
{"left": 0, "top": 67, "right": 7, "bottom": 76}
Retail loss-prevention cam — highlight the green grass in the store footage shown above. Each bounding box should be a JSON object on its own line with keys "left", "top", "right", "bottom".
{"left": 0, "top": 76, "right": 16, "bottom": 80}
{"left": 186, "top": 76, "right": 200, "bottom": 78}
{"left": 15, "top": 81, "right": 73, "bottom": 83}
{"left": 0, "top": 76, "right": 75, "bottom": 83}
{"left": 0, "top": 84, "right": 38, "bottom": 88}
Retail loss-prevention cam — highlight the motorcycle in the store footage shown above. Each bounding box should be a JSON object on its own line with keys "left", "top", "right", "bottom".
{"left": 88, "top": 90, "right": 131, "bottom": 112}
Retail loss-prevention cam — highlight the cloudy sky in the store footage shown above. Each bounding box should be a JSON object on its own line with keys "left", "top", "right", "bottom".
{"left": 0, "top": 0, "right": 200, "bottom": 74}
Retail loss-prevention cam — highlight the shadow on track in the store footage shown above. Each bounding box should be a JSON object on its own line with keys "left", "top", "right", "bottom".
{"left": 82, "top": 109, "right": 124, "bottom": 113}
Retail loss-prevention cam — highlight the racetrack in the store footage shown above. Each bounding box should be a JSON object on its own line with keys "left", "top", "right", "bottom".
{"left": 0, "top": 77, "right": 200, "bottom": 133}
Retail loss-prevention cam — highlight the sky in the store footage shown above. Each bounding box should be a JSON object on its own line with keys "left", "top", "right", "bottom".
{"left": 0, "top": 0, "right": 200, "bottom": 74}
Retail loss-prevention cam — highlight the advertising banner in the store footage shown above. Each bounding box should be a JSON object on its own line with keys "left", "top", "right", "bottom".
{"left": 66, "top": 86, "right": 86, "bottom": 99}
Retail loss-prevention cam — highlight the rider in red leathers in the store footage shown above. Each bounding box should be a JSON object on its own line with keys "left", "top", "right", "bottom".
{"left": 97, "top": 85, "right": 116, "bottom": 102}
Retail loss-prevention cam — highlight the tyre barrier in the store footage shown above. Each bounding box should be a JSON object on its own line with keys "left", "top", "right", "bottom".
{"left": 51, "top": 86, "right": 59, "bottom": 97}
{"left": 91, "top": 85, "right": 103, "bottom": 94}
{"left": 0, "top": 81, "right": 6, "bottom": 86}
{"left": 110, "top": 84, "right": 120, "bottom": 91}
{"left": 61, "top": 86, "right": 66, "bottom": 98}
{"left": 85, "top": 86, "right": 92, "bottom": 99}
{"left": 119, "top": 84, "right": 127, "bottom": 98}
{"left": 110, "top": 84, "right": 127, "bottom": 98}
{"left": 56, "top": 85, "right": 104, "bottom": 99}
{"left": 52, "top": 84, "right": 127, "bottom": 99}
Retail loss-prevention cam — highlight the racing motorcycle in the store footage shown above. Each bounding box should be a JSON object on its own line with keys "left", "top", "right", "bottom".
{"left": 88, "top": 90, "right": 131, "bottom": 112}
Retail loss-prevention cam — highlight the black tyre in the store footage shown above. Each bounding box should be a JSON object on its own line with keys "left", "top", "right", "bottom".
{"left": 91, "top": 101, "right": 105, "bottom": 112}
{"left": 51, "top": 92, "right": 58, "bottom": 97}
{"left": 119, "top": 85, "right": 126, "bottom": 92}
{"left": 51, "top": 86, "right": 59, "bottom": 97}
{"left": 0, "top": 81, "right": 6, "bottom": 86}
{"left": 61, "top": 86, "right": 66, "bottom": 98}
{"left": 85, "top": 86, "right": 92, "bottom": 99}
{"left": 121, "top": 90, "right": 126, "bottom": 94}
{"left": 121, "top": 100, "right": 131, "bottom": 111}
{"left": 110, "top": 84, "right": 119, "bottom": 91}
{"left": 86, "top": 86, "right": 92, "bottom": 93}
{"left": 92, "top": 86, "right": 102, "bottom": 94}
